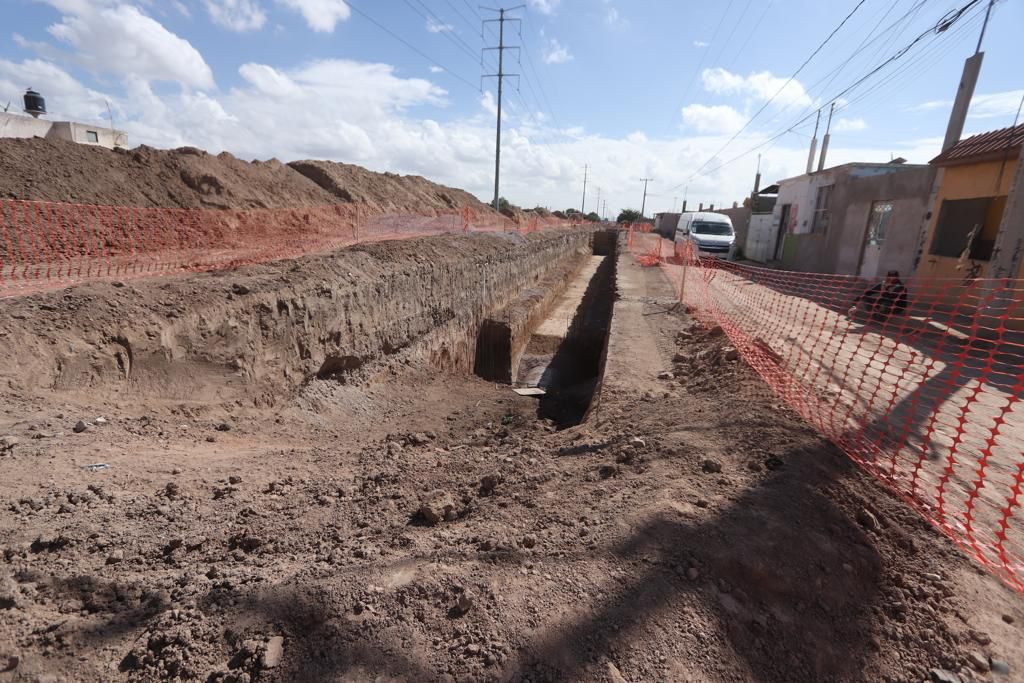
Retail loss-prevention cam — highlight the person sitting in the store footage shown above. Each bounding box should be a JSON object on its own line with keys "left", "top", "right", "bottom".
{"left": 848, "top": 270, "right": 909, "bottom": 323}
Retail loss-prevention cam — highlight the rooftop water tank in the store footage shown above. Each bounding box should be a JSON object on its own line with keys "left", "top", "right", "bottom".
{"left": 23, "top": 89, "right": 46, "bottom": 118}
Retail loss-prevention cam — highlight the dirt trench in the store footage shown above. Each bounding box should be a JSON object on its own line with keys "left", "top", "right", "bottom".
{"left": 0, "top": 234, "right": 1022, "bottom": 683}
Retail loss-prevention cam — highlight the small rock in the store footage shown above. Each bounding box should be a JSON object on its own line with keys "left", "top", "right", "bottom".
{"left": 73, "top": 421, "right": 88, "bottom": 434}
{"left": 686, "top": 567, "right": 699, "bottom": 581}
{"left": 522, "top": 535, "right": 536, "bottom": 549}
{"left": 106, "top": 550, "right": 125, "bottom": 564}
{"left": 855, "top": 508, "right": 878, "bottom": 531}
{"left": 455, "top": 592, "right": 474, "bottom": 615}
{"left": 94, "top": 417, "right": 107, "bottom": 425}
{"left": 206, "top": 435, "right": 217, "bottom": 443}
{"left": 479, "top": 474, "right": 500, "bottom": 496}
{"left": 969, "top": 630, "right": 991, "bottom": 646}
{"left": 215, "top": 422, "right": 232, "bottom": 432}
{"left": 231, "top": 283, "right": 251, "bottom": 296}
{"left": 410, "top": 432, "right": 431, "bottom": 446}
{"left": 1002, "top": 613, "right": 1015, "bottom": 624}
{"left": 0, "top": 436, "right": 18, "bottom": 451}
{"left": 628, "top": 436, "right": 646, "bottom": 449}
{"left": 598, "top": 464, "right": 618, "bottom": 479}
{"left": 929, "top": 669, "right": 961, "bottom": 683}
{"left": 228, "top": 475, "right": 242, "bottom": 485}
{"left": 701, "top": 459, "right": 722, "bottom": 474}
{"left": 990, "top": 659, "right": 1010, "bottom": 676}
{"left": 723, "top": 347, "right": 739, "bottom": 362}
{"left": 262, "top": 636, "right": 284, "bottom": 668}
{"left": 417, "top": 490, "right": 457, "bottom": 525}
{"left": 657, "top": 371, "right": 674, "bottom": 380}
{"left": 465, "top": 643, "right": 481, "bottom": 656}
{"left": 967, "top": 652, "right": 989, "bottom": 673}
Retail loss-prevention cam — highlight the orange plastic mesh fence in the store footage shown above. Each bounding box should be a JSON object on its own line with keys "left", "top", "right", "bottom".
{"left": 629, "top": 231, "right": 1024, "bottom": 592}
{"left": 0, "top": 199, "right": 579, "bottom": 298}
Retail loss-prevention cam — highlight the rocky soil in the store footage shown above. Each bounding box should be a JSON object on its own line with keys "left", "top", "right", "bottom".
{"left": 1, "top": 259, "right": 1022, "bottom": 682}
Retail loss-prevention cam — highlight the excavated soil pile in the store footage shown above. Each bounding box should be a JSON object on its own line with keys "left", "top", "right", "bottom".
{"left": 0, "top": 138, "right": 496, "bottom": 215}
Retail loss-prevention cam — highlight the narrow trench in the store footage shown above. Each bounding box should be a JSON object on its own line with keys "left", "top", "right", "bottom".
{"left": 518, "top": 232, "right": 618, "bottom": 428}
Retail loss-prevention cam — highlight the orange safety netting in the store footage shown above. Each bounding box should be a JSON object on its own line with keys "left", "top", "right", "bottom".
{"left": 0, "top": 199, "right": 580, "bottom": 298}
{"left": 629, "top": 230, "right": 1024, "bottom": 592}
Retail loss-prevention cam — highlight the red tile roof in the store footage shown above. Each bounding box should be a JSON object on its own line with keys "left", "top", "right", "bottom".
{"left": 931, "top": 123, "right": 1024, "bottom": 166}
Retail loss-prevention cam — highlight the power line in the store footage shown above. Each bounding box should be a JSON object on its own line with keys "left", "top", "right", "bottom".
{"left": 347, "top": 1, "right": 480, "bottom": 91}
{"left": 675, "top": 0, "right": 986, "bottom": 186}
{"left": 403, "top": 0, "right": 480, "bottom": 63}
{"left": 665, "top": 0, "right": 736, "bottom": 132}
{"left": 684, "top": 0, "right": 870, "bottom": 182}
{"left": 724, "top": 0, "right": 775, "bottom": 73}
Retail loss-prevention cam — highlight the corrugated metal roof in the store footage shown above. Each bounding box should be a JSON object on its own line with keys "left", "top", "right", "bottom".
{"left": 931, "top": 123, "right": 1024, "bottom": 166}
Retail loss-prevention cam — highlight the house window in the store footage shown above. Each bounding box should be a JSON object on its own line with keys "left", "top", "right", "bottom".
{"left": 811, "top": 184, "right": 833, "bottom": 234}
{"left": 929, "top": 196, "right": 1007, "bottom": 261}
{"left": 86, "top": 130, "right": 99, "bottom": 143}
{"left": 866, "top": 201, "right": 894, "bottom": 246}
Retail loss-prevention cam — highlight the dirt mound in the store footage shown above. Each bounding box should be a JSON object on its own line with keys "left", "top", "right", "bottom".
{"left": 0, "top": 138, "right": 495, "bottom": 215}
{"left": 288, "top": 159, "right": 492, "bottom": 214}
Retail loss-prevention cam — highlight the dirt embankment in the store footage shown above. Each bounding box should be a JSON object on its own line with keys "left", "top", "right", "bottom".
{"left": 0, "top": 138, "right": 496, "bottom": 215}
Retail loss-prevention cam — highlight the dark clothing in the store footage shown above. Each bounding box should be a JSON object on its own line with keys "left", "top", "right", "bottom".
{"left": 853, "top": 280, "right": 909, "bottom": 319}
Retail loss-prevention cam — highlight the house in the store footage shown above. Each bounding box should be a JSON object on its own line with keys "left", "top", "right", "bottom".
{"left": 718, "top": 187, "right": 778, "bottom": 262}
{"left": 1, "top": 90, "right": 126, "bottom": 149}
{"left": 768, "top": 161, "right": 936, "bottom": 277}
{"left": 914, "top": 123, "right": 1023, "bottom": 281}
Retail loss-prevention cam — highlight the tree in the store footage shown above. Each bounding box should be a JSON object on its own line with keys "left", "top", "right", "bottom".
{"left": 617, "top": 208, "right": 643, "bottom": 224}
{"left": 496, "top": 196, "right": 511, "bottom": 212}
{"left": 553, "top": 210, "right": 567, "bottom": 219}
{"left": 585, "top": 211, "right": 601, "bottom": 222}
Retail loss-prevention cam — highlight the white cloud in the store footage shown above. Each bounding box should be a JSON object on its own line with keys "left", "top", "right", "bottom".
{"left": 41, "top": 2, "right": 215, "bottom": 89}
{"left": 429, "top": 66, "right": 444, "bottom": 74}
{"left": 701, "top": 67, "right": 812, "bottom": 108}
{"left": 204, "top": 0, "right": 266, "bottom": 31}
{"left": 426, "top": 16, "right": 453, "bottom": 33}
{"left": 238, "top": 63, "right": 301, "bottom": 96}
{"left": 681, "top": 104, "right": 746, "bottom": 135}
{"left": 172, "top": 1, "right": 191, "bottom": 17}
{"left": 604, "top": 7, "right": 619, "bottom": 25}
{"left": 276, "top": 0, "right": 351, "bottom": 32}
{"left": 527, "top": 0, "right": 560, "bottom": 14}
{"left": 480, "top": 91, "right": 497, "bottom": 116}
{"left": 693, "top": 40, "right": 709, "bottom": 48}
{"left": 911, "top": 90, "right": 1023, "bottom": 122}
{"left": 833, "top": 117, "right": 867, "bottom": 133}
{"left": 543, "top": 39, "right": 573, "bottom": 65}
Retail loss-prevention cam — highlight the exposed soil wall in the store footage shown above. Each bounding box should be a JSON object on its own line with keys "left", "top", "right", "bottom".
{"left": 0, "top": 230, "right": 593, "bottom": 406}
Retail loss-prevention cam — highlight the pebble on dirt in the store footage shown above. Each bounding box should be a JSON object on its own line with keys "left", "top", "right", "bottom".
{"left": 73, "top": 421, "right": 88, "bottom": 433}
{"left": 990, "top": 659, "right": 1010, "bottom": 676}
{"left": 455, "top": 591, "right": 474, "bottom": 615}
{"left": 701, "top": 459, "right": 722, "bottom": 474}
{"left": 856, "top": 508, "right": 879, "bottom": 531}
{"left": 261, "top": 636, "right": 284, "bottom": 669}
{"left": 968, "top": 651, "right": 989, "bottom": 672}
{"left": 929, "top": 668, "right": 961, "bottom": 683}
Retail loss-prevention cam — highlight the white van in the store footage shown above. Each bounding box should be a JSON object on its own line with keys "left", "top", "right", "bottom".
{"left": 674, "top": 211, "right": 736, "bottom": 260}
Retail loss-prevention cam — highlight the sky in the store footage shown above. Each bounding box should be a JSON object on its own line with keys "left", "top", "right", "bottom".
{"left": 0, "top": 0, "right": 1021, "bottom": 216}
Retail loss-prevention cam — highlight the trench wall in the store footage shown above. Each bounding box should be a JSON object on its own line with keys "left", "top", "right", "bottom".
{"left": 0, "top": 231, "right": 594, "bottom": 404}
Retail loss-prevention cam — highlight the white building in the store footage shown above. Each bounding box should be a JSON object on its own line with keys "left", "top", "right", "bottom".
{"left": 1, "top": 111, "right": 127, "bottom": 149}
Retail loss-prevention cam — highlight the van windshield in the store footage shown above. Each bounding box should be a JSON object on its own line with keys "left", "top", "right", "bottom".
{"left": 691, "top": 220, "right": 733, "bottom": 236}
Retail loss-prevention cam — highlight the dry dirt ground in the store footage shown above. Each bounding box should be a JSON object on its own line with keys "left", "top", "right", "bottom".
{"left": 0, "top": 252, "right": 1022, "bottom": 683}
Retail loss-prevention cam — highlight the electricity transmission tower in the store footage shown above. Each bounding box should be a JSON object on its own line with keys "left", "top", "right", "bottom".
{"left": 482, "top": 6, "right": 523, "bottom": 211}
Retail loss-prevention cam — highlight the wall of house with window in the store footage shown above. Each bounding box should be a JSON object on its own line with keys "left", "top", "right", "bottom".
{"left": 915, "top": 157, "right": 1018, "bottom": 280}
{"left": 0, "top": 112, "right": 126, "bottom": 149}
{"left": 772, "top": 163, "right": 933, "bottom": 276}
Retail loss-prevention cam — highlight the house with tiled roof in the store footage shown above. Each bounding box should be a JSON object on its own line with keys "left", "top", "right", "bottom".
{"left": 915, "top": 122, "right": 1024, "bottom": 281}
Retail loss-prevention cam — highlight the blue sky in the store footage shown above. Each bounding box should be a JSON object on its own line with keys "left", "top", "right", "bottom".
{"left": 1, "top": 0, "right": 1021, "bottom": 214}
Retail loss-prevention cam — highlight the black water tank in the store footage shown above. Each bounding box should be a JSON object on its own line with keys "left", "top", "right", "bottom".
{"left": 23, "top": 89, "right": 46, "bottom": 118}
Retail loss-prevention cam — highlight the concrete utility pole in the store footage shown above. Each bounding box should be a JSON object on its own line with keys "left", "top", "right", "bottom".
{"left": 580, "top": 164, "right": 589, "bottom": 214}
{"left": 639, "top": 178, "right": 653, "bottom": 219}
{"left": 818, "top": 102, "right": 835, "bottom": 171}
{"left": 482, "top": 6, "right": 523, "bottom": 211}
{"left": 806, "top": 109, "right": 821, "bottom": 175}
{"left": 941, "top": 0, "right": 994, "bottom": 152}
{"left": 594, "top": 186, "right": 601, "bottom": 217}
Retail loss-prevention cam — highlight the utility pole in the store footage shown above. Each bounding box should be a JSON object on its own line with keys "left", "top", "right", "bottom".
{"left": 602, "top": 199, "right": 607, "bottom": 220}
{"left": 942, "top": 0, "right": 994, "bottom": 152}
{"left": 639, "top": 178, "right": 653, "bottom": 219}
{"left": 580, "top": 164, "right": 589, "bottom": 214}
{"left": 594, "top": 186, "right": 601, "bottom": 217}
{"left": 482, "top": 6, "right": 523, "bottom": 211}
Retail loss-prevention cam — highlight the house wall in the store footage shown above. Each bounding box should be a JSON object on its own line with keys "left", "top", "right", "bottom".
{"left": 773, "top": 165, "right": 933, "bottom": 275}
{"left": 915, "top": 157, "right": 1019, "bottom": 280}
{"left": 744, "top": 213, "right": 776, "bottom": 262}
{"left": 0, "top": 112, "right": 125, "bottom": 149}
